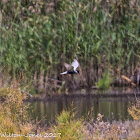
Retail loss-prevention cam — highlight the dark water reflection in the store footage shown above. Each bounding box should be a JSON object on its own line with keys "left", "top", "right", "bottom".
{"left": 27, "top": 97, "right": 137, "bottom": 124}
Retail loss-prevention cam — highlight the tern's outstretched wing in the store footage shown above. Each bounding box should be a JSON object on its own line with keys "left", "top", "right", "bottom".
{"left": 64, "top": 62, "right": 73, "bottom": 70}
{"left": 71, "top": 59, "right": 79, "bottom": 71}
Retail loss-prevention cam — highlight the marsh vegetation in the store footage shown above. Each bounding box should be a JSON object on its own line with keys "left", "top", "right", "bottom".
{"left": 0, "top": 0, "right": 140, "bottom": 139}
{"left": 0, "top": 87, "right": 140, "bottom": 139}
{"left": 0, "top": 0, "right": 140, "bottom": 93}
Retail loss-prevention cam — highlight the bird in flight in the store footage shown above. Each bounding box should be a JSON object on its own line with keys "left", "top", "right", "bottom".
{"left": 60, "top": 59, "right": 79, "bottom": 75}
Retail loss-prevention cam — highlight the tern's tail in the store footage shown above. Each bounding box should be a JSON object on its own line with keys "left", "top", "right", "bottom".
{"left": 60, "top": 71, "right": 68, "bottom": 75}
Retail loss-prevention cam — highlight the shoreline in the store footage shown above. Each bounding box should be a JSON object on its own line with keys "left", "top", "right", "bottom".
{"left": 25, "top": 92, "right": 140, "bottom": 102}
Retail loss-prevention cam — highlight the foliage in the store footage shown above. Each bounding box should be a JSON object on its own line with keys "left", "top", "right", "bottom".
{"left": 0, "top": 0, "right": 140, "bottom": 90}
{"left": 128, "top": 100, "right": 140, "bottom": 139}
{"left": 52, "top": 109, "right": 85, "bottom": 140}
{"left": 96, "top": 69, "right": 114, "bottom": 89}
{"left": 128, "top": 100, "right": 140, "bottom": 121}
{"left": 86, "top": 113, "right": 140, "bottom": 139}
{"left": 0, "top": 87, "right": 32, "bottom": 140}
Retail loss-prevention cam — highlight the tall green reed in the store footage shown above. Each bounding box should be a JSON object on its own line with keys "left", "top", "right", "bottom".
{"left": 0, "top": 0, "right": 140, "bottom": 90}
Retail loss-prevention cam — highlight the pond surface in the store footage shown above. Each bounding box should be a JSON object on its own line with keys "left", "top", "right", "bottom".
{"left": 26, "top": 96, "right": 138, "bottom": 124}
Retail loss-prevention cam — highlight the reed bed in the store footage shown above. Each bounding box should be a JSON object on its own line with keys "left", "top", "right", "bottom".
{"left": 0, "top": 0, "right": 140, "bottom": 93}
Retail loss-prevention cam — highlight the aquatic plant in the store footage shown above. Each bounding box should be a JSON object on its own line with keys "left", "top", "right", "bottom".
{"left": 52, "top": 109, "right": 85, "bottom": 140}
{"left": 0, "top": 87, "right": 33, "bottom": 140}
{"left": 96, "top": 69, "right": 114, "bottom": 89}
{"left": 128, "top": 100, "right": 140, "bottom": 120}
{"left": 0, "top": 0, "right": 140, "bottom": 91}
{"left": 86, "top": 115, "right": 140, "bottom": 139}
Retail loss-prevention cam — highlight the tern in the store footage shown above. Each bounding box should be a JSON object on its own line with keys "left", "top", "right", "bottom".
{"left": 60, "top": 59, "right": 79, "bottom": 75}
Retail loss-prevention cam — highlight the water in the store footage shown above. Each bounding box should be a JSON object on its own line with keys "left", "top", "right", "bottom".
{"left": 26, "top": 96, "right": 137, "bottom": 124}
